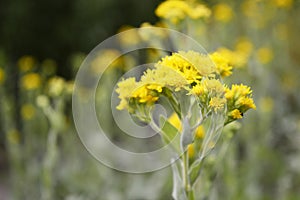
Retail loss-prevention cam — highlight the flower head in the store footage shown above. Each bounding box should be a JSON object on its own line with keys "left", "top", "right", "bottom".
{"left": 21, "top": 73, "right": 42, "bottom": 90}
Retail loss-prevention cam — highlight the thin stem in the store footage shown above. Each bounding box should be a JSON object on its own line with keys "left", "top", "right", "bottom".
{"left": 182, "top": 151, "right": 195, "bottom": 200}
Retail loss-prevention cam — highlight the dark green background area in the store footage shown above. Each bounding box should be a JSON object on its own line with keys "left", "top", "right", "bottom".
{"left": 0, "top": 0, "right": 161, "bottom": 77}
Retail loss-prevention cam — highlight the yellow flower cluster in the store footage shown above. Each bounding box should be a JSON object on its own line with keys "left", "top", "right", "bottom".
{"left": 116, "top": 50, "right": 255, "bottom": 123}
{"left": 155, "top": 0, "right": 211, "bottom": 24}
{"left": 225, "top": 84, "right": 256, "bottom": 121}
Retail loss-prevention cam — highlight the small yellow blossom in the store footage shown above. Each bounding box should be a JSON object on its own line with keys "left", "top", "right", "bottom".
{"left": 0, "top": 68, "right": 5, "bottom": 84}
{"left": 116, "top": 78, "right": 138, "bottom": 110}
{"left": 213, "top": 3, "right": 233, "bottom": 23}
{"left": 155, "top": 0, "right": 211, "bottom": 24}
{"left": 235, "top": 37, "right": 253, "bottom": 56}
{"left": 272, "top": 0, "right": 293, "bottom": 9}
{"left": 118, "top": 26, "right": 141, "bottom": 46}
{"left": 21, "top": 73, "right": 42, "bottom": 90}
{"left": 209, "top": 52, "right": 232, "bottom": 77}
{"left": 168, "top": 112, "right": 182, "bottom": 131}
{"left": 209, "top": 97, "right": 226, "bottom": 112}
{"left": 36, "top": 95, "right": 50, "bottom": 108}
{"left": 187, "top": 143, "right": 195, "bottom": 158}
{"left": 195, "top": 125, "right": 205, "bottom": 139}
{"left": 230, "top": 109, "right": 243, "bottom": 119}
{"left": 203, "top": 79, "right": 224, "bottom": 96}
{"left": 131, "top": 84, "right": 162, "bottom": 104}
{"left": 91, "top": 49, "right": 122, "bottom": 74}
{"left": 21, "top": 104, "right": 35, "bottom": 120}
{"left": 225, "top": 84, "right": 256, "bottom": 117}
{"left": 48, "top": 76, "right": 65, "bottom": 97}
{"left": 217, "top": 48, "right": 249, "bottom": 68}
{"left": 18, "top": 56, "right": 36, "bottom": 72}
{"left": 256, "top": 47, "right": 274, "bottom": 64}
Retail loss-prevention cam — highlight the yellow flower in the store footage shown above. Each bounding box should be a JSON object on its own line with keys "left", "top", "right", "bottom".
{"left": 36, "top": 95, "right": 50, "bottom": 108}
{"left": 91, "top": 49, "right": 123, "bottom": 74}
{"left": 256, "top": 47, "right": 274, "bottom": 64}
{"left": 236, "top": 97, "right": 256, "bottom": 110}
{"left": 213, "top": 3, "right": 233, "bottom": 23}
{"left": 187, "top": 143, "right": 195, "bottom": 158}
{"left": 131, "top": 84, "right": 162, "bottom": 104}
{"left": 48, "top": 76, "right": 65, "bottom": 97}
{"left": 272, "top": 0, "right": 293, "bottom": 9}
{"left": 21, "top": 104, "right": 35, "bottom": 120}
{"left": 203, "top": 79, "right": 224, "bottom": 96}
{"left": 230, "top": 109, "right": 242, "bottom": 119}
{"left": 189, "top": 84, "right": 205, "bottom": 96}
{"left": 118, "top": 26, "right": 141, "bottom": 46}
{"left": 116, "top": 78, "right": 138, "bottom": 110}
{"left": 142, "top": 65, "right": 188, "bottom": 91}
{"left": 21, "top": 73, "right": 42, "bottom": 90}
{"left": 209, "top": 97, "right": 226, "bottom": 112}
{"left": 217, "top": 48, "right": 249, "bottom": 68}
{"left": 18, "top": 56, "right": 36, "bottom": 72}
{"left": 0, "top": 68, "right": 5, "bottom": 85}
{"left": 235, "top": 37, "right": 253, "bottom": 56}
{"left": 209, "top": 52, "right": 233, "bottom": 77}
{"left": 155, "top": 0, "right": 210, "bottom": 24}
{"left": 225, "top": 84, "right": 256, "bottom": 117}
{"left": 195, "top": 125, "right": 205, "bottom": 139}
{"left": 168, "top": 112, "right": 182, "bottom": 131}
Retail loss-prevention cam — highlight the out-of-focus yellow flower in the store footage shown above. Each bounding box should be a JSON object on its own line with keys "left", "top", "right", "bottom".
{"left": 213, "top": 3, "right": 233, "bottom": 23}
{"left": 168, "top": 112, "right": 182, "bottom": 131}
{"left": 118, "top": 26, "right": 141, "bottom": 46}
{"left": 242, "top": 0, "right": 260, "bottom": 18}
{"left": 0, "top": 68, "right": 5, "bottom": 85}
{"left": 259, "top": 97, "right": 274, "bottom": 113}
{"left": 235, "top": 37, "right": 253, "bottom": 56}
{"left": 272, "top": 0, "right": 293, "bottom": 9}
{"left": 48, "top": 76, "right": 65, "bottom": 97}
{"left": 155, "top": 0, "right": 211, "bottom": 24}
{"left": 18, "top": 56, "right": 36, "bottom": 72}
{"left": 91, "top": 49, "right": 122, "bottom": 74}
{"left": 21, "top": 73, "right": 42, "bottom": 90}
{"left": 195, "top": 125, "right": 205, "bottom": 139}
{"left": 209, "top": 97, "right": 226, "bottom": 112}
{"left": 209, "top": 52, "right": 233, "bottom": 77}
{"left": 36, "top": 95, "right": 50, "bottom": 108}
{"left": 256, "top": 47, "right": 274, "bottom": 64}
{"left": 21, "top": 104, "right": 35, "bottom": 120}
{"left": 217, "top": 48, "right": 249, "bottom": 68}
{"left": 7, "top": 129, "right": 20, "bottom": 144}
{"left": 187, "top": 143, "right": 195, "bottom": 158}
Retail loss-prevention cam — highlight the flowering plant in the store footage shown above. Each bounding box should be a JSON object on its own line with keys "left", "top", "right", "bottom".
{"left": 116, "top": 50, "right": 256, "bottom": 199}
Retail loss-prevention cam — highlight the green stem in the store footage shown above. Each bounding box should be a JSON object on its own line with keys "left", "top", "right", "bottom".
{"left": 42, "top": 129, "right": 58, "bottom": 200}
{"left": 182, "top": 151, "right": 195, "bottom": 200}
